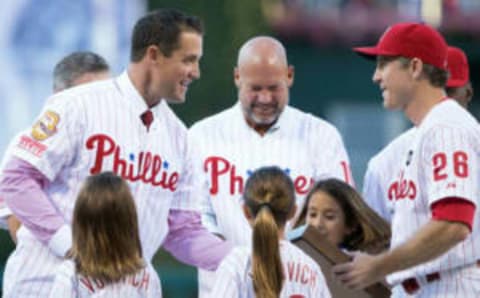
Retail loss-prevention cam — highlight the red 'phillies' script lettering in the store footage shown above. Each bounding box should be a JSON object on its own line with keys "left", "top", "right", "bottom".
{"left": 86, "top": 134, "right": 179, "bottom": 190}
{"left": 388, "top": 170, "right": 417, "bottom": 201}
{"left": 204, "top": 156, "right": 314, "bottom": 195}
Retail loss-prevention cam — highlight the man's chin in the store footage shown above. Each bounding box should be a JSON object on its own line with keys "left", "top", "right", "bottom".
{"left": 252, "top": 115, "right": 278, "bottom": 127}
{"left": 164, "top": 95, "right": 186, "bottom": 104}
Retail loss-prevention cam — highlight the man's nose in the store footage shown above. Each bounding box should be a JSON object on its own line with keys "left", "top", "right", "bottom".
{"left": 257, "top": 90, "right": 272, "bottom": 103}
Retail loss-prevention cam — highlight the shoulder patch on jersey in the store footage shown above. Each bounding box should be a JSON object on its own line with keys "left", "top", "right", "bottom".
{"left": 31, "top": 110, "right": 60, "bottom": 141}
{"left": 17, "top": 135, "right": 47, "bottom": 157}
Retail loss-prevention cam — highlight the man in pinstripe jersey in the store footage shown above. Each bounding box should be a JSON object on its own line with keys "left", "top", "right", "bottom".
{"left": 334, "top": 22, "right": 480, "bottom": 297}
{"left": 189, "top": 36, "right": 353, "bottom": 297}
{"left": 0, "top": 8, "right": 231, "bottom": 297}
{"left": 0, "top": 51, "right": 111, "bottom": 244}
{"left": 362, "top": 46, "right": 475, "bottom": 224}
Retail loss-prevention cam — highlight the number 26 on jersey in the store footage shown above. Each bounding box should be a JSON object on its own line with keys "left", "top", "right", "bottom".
{"left": 433, "top": 151, "right": 469, "bottom": 181}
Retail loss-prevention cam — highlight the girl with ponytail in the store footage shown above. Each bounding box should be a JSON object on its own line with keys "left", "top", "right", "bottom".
{"left": 211, "top": 166, "right": 331, "bottom": 298}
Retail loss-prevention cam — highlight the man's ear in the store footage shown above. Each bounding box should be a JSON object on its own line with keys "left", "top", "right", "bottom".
{"left": 410, "top": 57, "right": 424, "bottom": 80}
{"left": 234, "top": 67, "right": 241, "bottom": 88}
{"left": 145, "top": 45, "right": 164, "bottom": 64}
{"left": 287, "top": 65, "right": 294, "bottom": 88}
{"left": 465, "top": 83, "right": 474, "bottom": 103}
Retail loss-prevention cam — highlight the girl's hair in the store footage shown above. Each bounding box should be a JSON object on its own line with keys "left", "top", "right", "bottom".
{"left": 70, "top": 172, "right": 144, "bottom": 283}
{"left": 243, "top": 166, "right": 295, "bottom": 298}
{"left": 295, "top": 178, "right": 391, "bottom": 253}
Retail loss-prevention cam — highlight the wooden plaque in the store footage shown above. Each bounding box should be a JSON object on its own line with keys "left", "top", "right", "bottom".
{"left": 288, "top": 225, "right": 391, "bottom": 298}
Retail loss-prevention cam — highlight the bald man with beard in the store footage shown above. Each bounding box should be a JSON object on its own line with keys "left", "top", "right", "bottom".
{"left": 188, "top": 36, "right": 353, "bottom": 297}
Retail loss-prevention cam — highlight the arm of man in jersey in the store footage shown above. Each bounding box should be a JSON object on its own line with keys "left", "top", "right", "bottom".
{"left": 162, "top": 134, "right": 233, "bottom": 271}
{"left": 0, "top": 95, "right": 81, "bottom": 257}
{"left": 333, "top": 126, "right": 476, "bottom": 289}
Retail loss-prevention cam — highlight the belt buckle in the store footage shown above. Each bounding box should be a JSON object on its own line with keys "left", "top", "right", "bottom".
{"left": 402, "top": 278, "right": 420, "bottom": 295}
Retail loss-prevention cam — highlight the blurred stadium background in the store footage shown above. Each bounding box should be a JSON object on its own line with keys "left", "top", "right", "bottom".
{"left": 0, "top": 0, "right": 479, "bottom": 297}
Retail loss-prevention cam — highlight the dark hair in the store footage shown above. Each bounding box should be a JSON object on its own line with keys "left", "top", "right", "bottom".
{"left": 53, "top": 51, "right": 109, "bottom": 91}
{"left": 295, "top": 178, "right": 390, "bottom": 253}
{"left": 130, "top": 8, "right": 203, "bottom": 61}
{"left": 243, "top": 166, "right": 295, "bottom": 298}
{"left": 377, "top": 56, "right": 448, "bottom": 87}
{"left": 70, "top": 172, "right": 144, "bottom": 283}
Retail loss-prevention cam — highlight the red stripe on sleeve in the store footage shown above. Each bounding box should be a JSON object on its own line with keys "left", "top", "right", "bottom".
{"left": 431, "top": 197, "right": 476, "bottom": 231}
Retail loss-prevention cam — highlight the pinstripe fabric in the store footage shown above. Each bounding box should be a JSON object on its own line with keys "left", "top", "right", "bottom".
{"left": 385, "top": 100, "right": 480, "bottom": 293}
{"left": 362, "top": 127, "right": 416, "bottom": 223}
{"left": 210, "top": 240, "right": 331, "bottom": 298}
{"left": 3, "top": 72, "right": 195, "bottom": 297}
{"left": 189, "top": 102, "right": 352, "bottom": 297}
{"left": 48, "top": 261, "right": 161, "bottom": 298}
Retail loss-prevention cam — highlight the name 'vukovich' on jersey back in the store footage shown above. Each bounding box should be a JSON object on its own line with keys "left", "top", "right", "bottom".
{"left": 11, "top": 72, "right": 196, "bottom": 261}
{"left": 211, "top": 241, "right": 331, "bottom": 298}
{"left": 49, "top": 261, "right": 162, "bottom": 298}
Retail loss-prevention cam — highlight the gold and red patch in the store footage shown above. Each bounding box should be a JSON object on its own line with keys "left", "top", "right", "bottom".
{"left": 31, "top": 110, "right": 60, "bottom": 141}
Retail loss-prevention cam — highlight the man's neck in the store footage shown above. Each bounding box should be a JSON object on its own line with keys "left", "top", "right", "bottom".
{"left": 405, "top": 86, "right": 447, "bottom": 126}
{"left": 127, "top": 64, "right": 161, "bottom": 108}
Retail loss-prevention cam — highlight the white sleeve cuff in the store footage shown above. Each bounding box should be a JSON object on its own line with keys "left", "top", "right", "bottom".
{"left": 0, "top": 206, "right": 13, "bottom": 218}
{"left": 48, "top": 224, "right": 72, "bottom": 257}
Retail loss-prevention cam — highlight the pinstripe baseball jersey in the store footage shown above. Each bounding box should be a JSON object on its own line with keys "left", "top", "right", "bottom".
{"left": 189, "top": 102, "right": 352, "bottom": 296}
{"left": 189, "top": 102, "right": 352, "bottom": 245}
{"left": 362, "top": 127, "right": 416, "bottom": 223}
{"left": 387, "top": 99, "right": 480, "bottom": 285}
{"left": 49, "top": 261, "right": 161, "bottom": 298}
{"left": 4, "top": 71, "right": 197, "bottom": 297}
{"left": 210, "top": 240, "right": 331, "bottom": 298}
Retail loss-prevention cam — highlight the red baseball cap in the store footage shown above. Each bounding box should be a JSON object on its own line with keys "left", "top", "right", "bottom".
{"left": 446, "top": 46, "right": 470, "bottom": 88}
{"left": 353, "top": 22, "right": 448, "bottom": 70}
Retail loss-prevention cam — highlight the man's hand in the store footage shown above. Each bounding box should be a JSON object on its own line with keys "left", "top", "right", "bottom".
{"left": 7, "top": 215, "right": 21, "bottom": 244}
{"left": 332, "top": 251, "right": 385, "bottom": 290}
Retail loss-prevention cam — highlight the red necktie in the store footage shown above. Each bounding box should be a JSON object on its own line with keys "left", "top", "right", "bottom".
{"left": 140, "top": 110, "right": 154, "bottom": 131}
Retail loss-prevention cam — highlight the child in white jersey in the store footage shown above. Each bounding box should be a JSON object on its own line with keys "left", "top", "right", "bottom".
{"left": 296, "top": 178, "right": 390, "bottom": 254}
{"left": 49, "top": 172, "right": 161, "bottom": 298}
{"left": 211, "top": 166, "right": 331, "bottom": 298}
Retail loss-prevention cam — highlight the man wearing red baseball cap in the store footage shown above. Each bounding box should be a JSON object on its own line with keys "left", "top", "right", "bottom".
{"left": 334, "top": 22, "right": 480, "bottom": 297}
{"left": 362, "top": 45, "right": 475, "bottom": 225}
{"left": 446, "top": 46, "right": 473, "bottom": 108}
